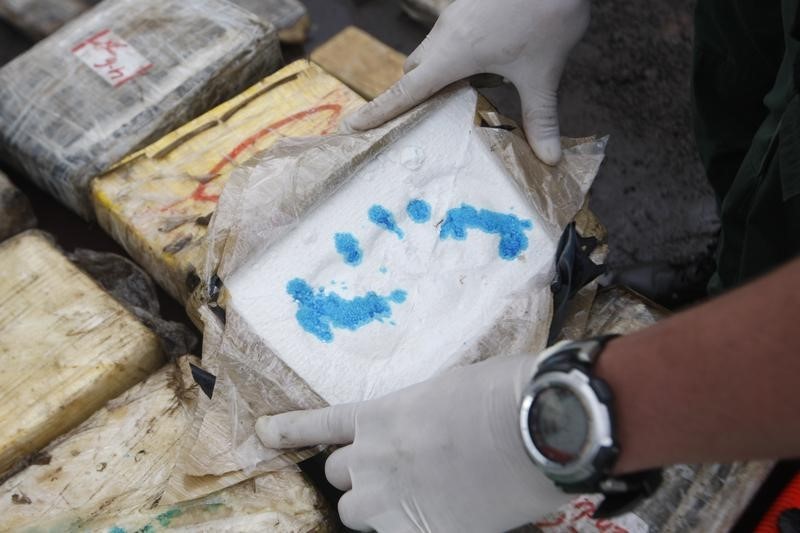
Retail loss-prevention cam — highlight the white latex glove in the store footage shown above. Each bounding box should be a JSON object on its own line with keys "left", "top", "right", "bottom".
{"left": 343, "top": 0, "right": 590, "bottom": 165}
{"left": 256, "top": 354, "right": 570, "bottom": 532}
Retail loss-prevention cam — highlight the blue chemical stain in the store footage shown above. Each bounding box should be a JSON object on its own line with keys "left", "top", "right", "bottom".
{"left": 157, "top": 508, "right": 183, "bottom": 527}
{"left": 369, "top": 205, "right": 404, "bottom": 239}
{"left": 109, "top": 528, "right": 126, "bottom": 533}
{"left": 334, "top": 232, "right": 363, "bottom": 266}
{"left": 379, "top": 266, "right": 388, "bottom": 274}
{"left": 439, "top": 204, "right": 533, "bottom": 260}
{"left": 406, "top": 199, "right": 431, "bottom": 223}
{"left": 287, "top": 278, "right": 407, "bottom": 342}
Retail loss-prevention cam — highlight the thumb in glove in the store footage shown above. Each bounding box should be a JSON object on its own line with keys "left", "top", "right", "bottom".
{"left": 343, "top": 0, "right": 590, "bottom": 165}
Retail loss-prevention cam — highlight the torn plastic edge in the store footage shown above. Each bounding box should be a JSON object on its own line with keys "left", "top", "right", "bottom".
{"left": 548, "top": 222, "right": 607, "bottom": 345}
{"left": 190, "top": 363, "right": 217, "bottom": 399}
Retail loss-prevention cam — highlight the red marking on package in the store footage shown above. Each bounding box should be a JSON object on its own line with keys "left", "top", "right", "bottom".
{"left": 72, "top": 29, "right": 153, "bottom": 87}
{"left": 535, "top": 496, "right": 649, "bottom": 533}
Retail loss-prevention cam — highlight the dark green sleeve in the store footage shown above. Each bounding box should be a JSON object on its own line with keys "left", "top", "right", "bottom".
{"left": 693, "top": 0, "right": 800, "bottom": 292}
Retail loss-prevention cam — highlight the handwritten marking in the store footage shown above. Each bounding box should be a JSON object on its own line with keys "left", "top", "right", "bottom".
{"left": 161, "top": 104, "right": 343, "bottom": 212}
{"left": 72, "top": 29, "right": 152, "bottom": 87}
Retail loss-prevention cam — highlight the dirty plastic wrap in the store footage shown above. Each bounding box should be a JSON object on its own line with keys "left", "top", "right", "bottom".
{"left": 0, "top": 0, "right": 282, "bottom": 218}
{"left": 0, "top": 0, "right": 309, "bottom": 44}
{"left": 0, "top": 0, "right": 91, "bottom": 39}
{"left": 0, "top": 357, "right": 333, "bottom": 532}
{"left": 68, "top": 249, "right": 199, "bottom": 359}
{"left": 233, "top": 0, "right": 309, "bottom": 43}
{"left": 184, "top": 86, "right": 607, "bottom": 476}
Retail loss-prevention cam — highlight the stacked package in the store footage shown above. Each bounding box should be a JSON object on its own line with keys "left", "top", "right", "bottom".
{"left": 0, "top": 0, "right": 281, "bottom": 218}
{"left": 92, "top": 60, "right": 364, "bottom": 309}
{"left": 0, "top": 357, "right": 332, "bottom": 531}
{"left": 234, "top": 0, "right": 310, "bottom": 43}
{"left": 0, "top": 171, "right": 36, "bottom": 241}
{"left": 0, "top": 0, "right": 309, "bottom": 43}
{"left": 0, "top": 231, "right": 163, "bottom": 476}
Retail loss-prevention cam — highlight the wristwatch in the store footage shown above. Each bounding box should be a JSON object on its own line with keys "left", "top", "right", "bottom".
{"left": 519, "top": 336, "right": 662, "bottom": 518}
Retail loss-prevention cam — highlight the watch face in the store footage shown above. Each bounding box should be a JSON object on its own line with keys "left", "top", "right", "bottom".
{"left": 529, "top": 385, "right": 589, "bottom": 465}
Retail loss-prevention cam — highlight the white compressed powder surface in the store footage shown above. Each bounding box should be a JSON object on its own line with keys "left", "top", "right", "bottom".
{"left": 226, "top": 92, "right": 558, "bottom": 405}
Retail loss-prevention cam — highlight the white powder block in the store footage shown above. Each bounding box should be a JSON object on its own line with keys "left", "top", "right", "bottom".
{"left": 226, "top": 90, "right": 559, "bottom": 405}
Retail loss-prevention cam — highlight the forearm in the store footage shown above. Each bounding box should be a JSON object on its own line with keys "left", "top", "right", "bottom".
{"left": 595, "top": 257, "right": 800, "bottom": 474}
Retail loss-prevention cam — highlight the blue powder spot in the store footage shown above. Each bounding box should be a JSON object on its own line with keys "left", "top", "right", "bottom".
{"left": 334, "top": 233, "right": 363, "bottom": 266}
{"left": 109, "top": 528, "right": 126, "bottom": 533}
{"left": 389, "top": 290, "right": 407, "bottom": 303}
{"left": 287, "top": 279, "right": 407, "bottom": 342}
{"left": 369, "top": 205, "right": 404, "bottom": 239}
{"left": 157, "top": 509, "right": 183, "bottom": 527}
{"left": 379, "top": 266, "right": 388, "bottom": 274}
{"left": 406, "top": 199, "right": 431, "bottom": 223}
{"left": 439, "top": 204, "right": 533, "bottom": 260}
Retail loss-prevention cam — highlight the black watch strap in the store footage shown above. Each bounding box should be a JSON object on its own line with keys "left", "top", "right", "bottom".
{"left": 533, "top": 335, "right": 662, "bottom": 519}
{"left": 593, "top": 468, "right": 663, "bottom": 519}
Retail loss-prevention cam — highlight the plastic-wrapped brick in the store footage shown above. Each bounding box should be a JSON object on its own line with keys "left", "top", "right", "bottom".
{"left": 0, "top": 0, "right": 309, "bottom": 43}
{"left": 92, "top": 60, "right": 364, "bottom": 311}
{"left": 0, "top": 0, "right": 282, "bottom": 218}
{"left": 233, "top": 0, "right": 310, "bottom": 43}
{"left": 0, "top": 358, "right": 332, "bottom": 532}
{"left": 0, "top": 231, "right": 163, "bottom": 477}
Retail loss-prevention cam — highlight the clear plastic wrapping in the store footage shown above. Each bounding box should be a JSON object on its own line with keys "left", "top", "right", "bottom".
{"left": 0, "top": 0, "right": 281, "bottom": 218}
{"left": 67, "top": 248, "right": 199, "bottom": 359}
{"left": 0, "top": 0, "right": 308, "bottom": 43}
{"left": 184, "top": 86, "right": 607, "bottom": 476}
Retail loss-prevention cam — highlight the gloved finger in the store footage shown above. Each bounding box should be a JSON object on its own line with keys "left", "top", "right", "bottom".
{"left": 517, "top": 83, "right": 562, "bottom": 165}
{"left": 343, "top": 57, "right": 469, "bottom": 131}
{"left": 325, "top": 445, "right": 355, "bottom": 491}
{"left": 404, "top": 33, "right": 433, "bottom": 73}
{"left": 338, "top": 489, "right": 374, "bottom": 532}
{"left": 255, "top": 403, "right": 358, "bottom": 448}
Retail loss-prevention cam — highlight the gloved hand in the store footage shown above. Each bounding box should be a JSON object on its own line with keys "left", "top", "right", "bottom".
{"left": 256, "top": 354, "right": 570, "bottom": 532}
{"left": 343, "top": 0, "right": 590, "bottom": 165}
